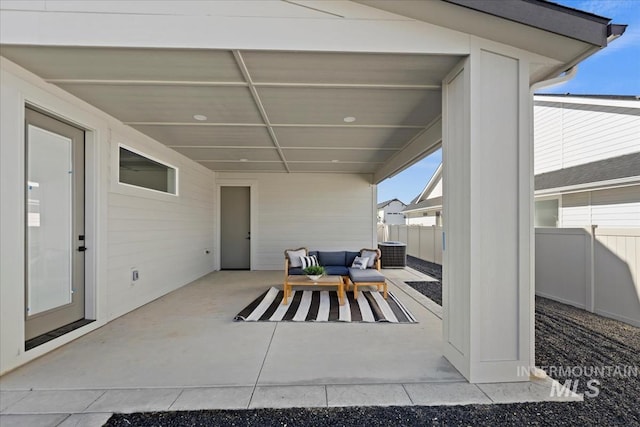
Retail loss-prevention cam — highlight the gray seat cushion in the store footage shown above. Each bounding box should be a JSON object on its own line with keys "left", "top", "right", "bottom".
{"left": 348, "top": 268, "right": 385, "bottom": 283}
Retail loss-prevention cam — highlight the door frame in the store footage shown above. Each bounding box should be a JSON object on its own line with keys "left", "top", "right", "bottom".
{"left": 22, "top": 102, "right": 101, "bottom": 348}
{"left": 216, "top": 179, "right": 258, "bottom": 271}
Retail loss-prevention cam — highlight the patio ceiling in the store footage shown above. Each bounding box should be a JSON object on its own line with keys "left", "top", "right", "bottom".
{"left": 1, "top": 46, "right": 461, "bottom": 174}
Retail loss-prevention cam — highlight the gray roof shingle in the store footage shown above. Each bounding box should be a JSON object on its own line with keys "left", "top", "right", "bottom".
{"left": 535, "top": 152, "right": 640, "bottom": 191}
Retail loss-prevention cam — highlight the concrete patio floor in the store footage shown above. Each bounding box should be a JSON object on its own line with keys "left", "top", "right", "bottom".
{"left": 0, "top": 268, "right": 579, "bottom": 427}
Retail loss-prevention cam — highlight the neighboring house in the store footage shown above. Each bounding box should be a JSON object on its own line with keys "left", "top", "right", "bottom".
{"left": 377, "top": 198, "right": 406, "bottom": 225}
{"left": 404, "top": 163, "right": 442, "bottom": 225}
{"left": 406, "top": 96, "right": 640, "bottom": 228}
{"left": 0, "top": 0, "right": 624, "bottom": 384}
{"left": 533, "top": 95, "right": 640, "bottom": 228}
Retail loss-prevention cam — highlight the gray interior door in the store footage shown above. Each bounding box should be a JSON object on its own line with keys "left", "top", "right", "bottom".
{"left": 220, "top": 186, "right": 250, "bottom": 270}
{"left": 25, "top": 108, "right": 85, "bottom": 341}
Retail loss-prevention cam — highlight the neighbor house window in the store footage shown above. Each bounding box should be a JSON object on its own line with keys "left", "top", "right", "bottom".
{"left": 535, "top": 198, "right": 559, "bottom": 227}
{"left": 119, "top": 146, "right": 177, "bottom": 195}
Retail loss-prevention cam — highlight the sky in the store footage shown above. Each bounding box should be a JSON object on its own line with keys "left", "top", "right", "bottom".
{"left": 377, "top": 0, "right": 639, "bottom": 205}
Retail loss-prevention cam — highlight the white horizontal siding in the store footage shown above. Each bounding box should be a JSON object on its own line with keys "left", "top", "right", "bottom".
{"left": 558, "top": 186, "right": 640, "bottom": 228}
{"left": 534, "top": 104, "right": 563, "bottom": 174}
{"left": 106, "top": 133, "right": 216, "bottom": 320}
{"left": 429, "top": 178, "right": 443, "bottom": 199}
{"left": 534, "top": 100, "right": 640, "bottom": 174}
{"left": 218, "top": 172, "right": 375, "bottom": 270}
{"left": 560, "top": 192, "right": 590, "bottom": 227}
{"left": 591, "top": 186, "right": 640, "bottom": 227}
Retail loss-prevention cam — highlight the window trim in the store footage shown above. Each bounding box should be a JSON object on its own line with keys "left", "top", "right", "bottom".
{"left": 117, "top": 143, "right": 179, "bottom": 197}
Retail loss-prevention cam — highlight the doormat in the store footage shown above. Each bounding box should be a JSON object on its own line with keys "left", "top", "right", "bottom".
{"left": 234, "top": 287, "right": 417, "bottom": 323}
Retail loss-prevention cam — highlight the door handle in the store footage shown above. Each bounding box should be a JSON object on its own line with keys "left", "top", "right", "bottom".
{"left": 78, "top": 246, "right": 87, "bottom": 252}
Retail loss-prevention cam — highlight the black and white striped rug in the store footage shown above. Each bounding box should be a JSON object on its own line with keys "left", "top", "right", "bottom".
{"left": 234, "top": 287, "right": 417, "bottom": 323}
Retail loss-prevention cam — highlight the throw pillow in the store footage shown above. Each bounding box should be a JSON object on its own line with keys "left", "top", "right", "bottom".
{"left": 351, "top": 256, "right": 369, "bottom": 270}
{"left": 301, "top": 255, "right": 319, "bottom": 269}
{"left": 360, "top": 248, "right": 379, "bottom": 268}
{"left": 285, "top": 248, "right": 307, "bottom": 267}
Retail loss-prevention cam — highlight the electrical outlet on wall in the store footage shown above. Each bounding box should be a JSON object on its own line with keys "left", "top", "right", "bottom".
{"left": 131, "top": 267, "right": 139, "bottom": 285}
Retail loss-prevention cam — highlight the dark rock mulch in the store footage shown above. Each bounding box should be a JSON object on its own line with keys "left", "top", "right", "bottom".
{"left": 406, "top": 255, "right": 442, "bottom": 281}
{"left": 104, "top": 258, "right": 640, "bottom": 427}
{"left": 404, "top": 281, "right": 442, "bottom": 306}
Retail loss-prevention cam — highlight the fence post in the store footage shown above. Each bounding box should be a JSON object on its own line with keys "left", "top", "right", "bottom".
{"left": 587, "top": 225, "right": 597, "bottom": 313}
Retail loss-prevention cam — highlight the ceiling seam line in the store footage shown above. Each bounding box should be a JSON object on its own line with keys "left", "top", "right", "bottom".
{"left": 124, "top": 122, "right": 425, "bottom": 128}
{"left": 124, "top": 122, "right": 267, "bottom": 126}
{"left": 46, "top": 79, "right": 441, "bottom": 90}
{"left": 167, "top": 146, "right": 400, "bottom": 151}
{"left": 253, "top": 83, "right": 442, "bottom": 89}
{"left": 45, "top": 79, "right": 248, "bottom": 86}
{"left": 232, "top": 50, "right": 291, "bottom": 173}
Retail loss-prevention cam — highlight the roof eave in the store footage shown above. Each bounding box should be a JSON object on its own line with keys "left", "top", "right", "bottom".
{"left": 443, "top": 0, "right": 613, "bottom": 47}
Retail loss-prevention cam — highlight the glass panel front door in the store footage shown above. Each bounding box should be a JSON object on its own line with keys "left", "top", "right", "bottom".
{"left": 26, "top": 125, "right": 74, "bottom": 314}
{"left": 25, "top": 108, "right": 85, "bottom": 341}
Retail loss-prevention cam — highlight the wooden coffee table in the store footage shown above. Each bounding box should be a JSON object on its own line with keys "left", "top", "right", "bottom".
{"left": 283, "top": 275, "right": 345, "bottom": 305}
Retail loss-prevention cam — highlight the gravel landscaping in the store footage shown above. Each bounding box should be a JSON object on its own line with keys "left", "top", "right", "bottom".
{"left": 105, "top": 258, "right": 640, "bottom": 426}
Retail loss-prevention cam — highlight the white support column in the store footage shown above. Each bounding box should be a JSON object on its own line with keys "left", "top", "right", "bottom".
{"left": 442, "top": 39, "right": 533, "bottom": 383}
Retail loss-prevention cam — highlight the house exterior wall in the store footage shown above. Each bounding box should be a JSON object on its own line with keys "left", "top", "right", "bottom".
{"left": 216, "top": 172, "right": 376, "bottom": 271}
{"left": 0, "top": 59, "right": 215, "bottom": 374}
{"left": 430, "top": 178, "right": 443, "bottom": 199}
{"left": 381, "top": 200, "right": 406, "bottom": 225}
{"left": 534, "top": 98, "right": 640, "bottom": 174}
{"left": 406, "top": 212, "right": 439, "bottom": 226}
{"left": 558, "top": 185, "right": 640, "bottom": 228}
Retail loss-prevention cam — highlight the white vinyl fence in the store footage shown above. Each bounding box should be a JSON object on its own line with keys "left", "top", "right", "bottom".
{"left": 536, "top": 227, "right": 640, "bottom": 327}
{"left": 379, "top": 224, "right": 639, "bottom": 326}
{"left": 382, "top": 225, "right": 443, "bottom": 264}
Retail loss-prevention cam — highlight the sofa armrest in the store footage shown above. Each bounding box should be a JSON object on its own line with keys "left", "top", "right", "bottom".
{"left": 376, "top": 258, "right": 381, "bottom": 271}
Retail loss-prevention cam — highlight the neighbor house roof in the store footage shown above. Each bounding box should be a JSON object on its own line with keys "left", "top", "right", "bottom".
{"left": 535, "top": 152, "right": 640, "bottom": 194}
{"left": 403, "top": 196, "right": 443, "bottom": 213}
{"left": 377, "top": 198, "right": 406, "bottom": 209}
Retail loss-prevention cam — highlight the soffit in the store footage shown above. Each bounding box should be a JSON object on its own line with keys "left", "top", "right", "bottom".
{"left": 1, "top": 46, "right": 459, "bottom": 174}
{"left": 355, "top": 0, "right": 595, "bottom": 70}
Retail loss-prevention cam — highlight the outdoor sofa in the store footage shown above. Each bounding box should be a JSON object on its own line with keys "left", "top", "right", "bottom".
{"left": 284, "top": 248, "right": 388, "bottom": 299}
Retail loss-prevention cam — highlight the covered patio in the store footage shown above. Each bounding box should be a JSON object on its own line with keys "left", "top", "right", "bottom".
{"left": 0, "top": 1, "right": 625, "bottom": 412}
{"left": 1, "top": 269, "right": 575, "bottom": 421}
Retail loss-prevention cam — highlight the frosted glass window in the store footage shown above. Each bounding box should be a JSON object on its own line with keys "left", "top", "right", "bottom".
{"left": 535, "top": 199, "right": 559, "bottom": 227}
{"left": 119, "top": 147, "right": 177, "bottom": 194}
{"left": 26, "top": 125, "right": 73, "bottom": 315}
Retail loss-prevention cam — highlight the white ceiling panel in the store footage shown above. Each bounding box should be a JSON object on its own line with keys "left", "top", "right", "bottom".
{"left": 259, "top": 87, "right": 441, "bottom": 126}
{"left": 288, "top": 162, "right": 379, "bottom": 173}
{"left": 283, "top": 148, "right": 394, "bottom": 163}
{"left": 244, "top": 51, "right": 461, "bottom": 85}
{"left": 1, "top": 45, "right": 453, "bottom": 175}
{"left": 55, "top": 84, "right": 262, "bottom": 123}
{"left": 131, "top": 125, "right": 273, "bottom": 147}
{"left": 172, "top": 147, "right": 281, "bottom": 161}
{"left": 274, "top": 127, "right": 420, "bottom": 149}
{"left": 199, "top": 161, "right": 286, "bottom": 172}
{"left": 1, "top": 46, "right": 244, "bottom": 82}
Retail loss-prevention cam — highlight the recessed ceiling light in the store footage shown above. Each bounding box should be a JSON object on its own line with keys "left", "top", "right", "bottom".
{"left": 239, "top": 158, "right": 248, "bottom": 162}
{"left": 193, "top": 114, "right": 207, "bottom": 121}
{"left": 331, "top": 160, "right": 340, "bottom": 163}
{"left": 343, "top": 116, "right": 356, "bottom": 123}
